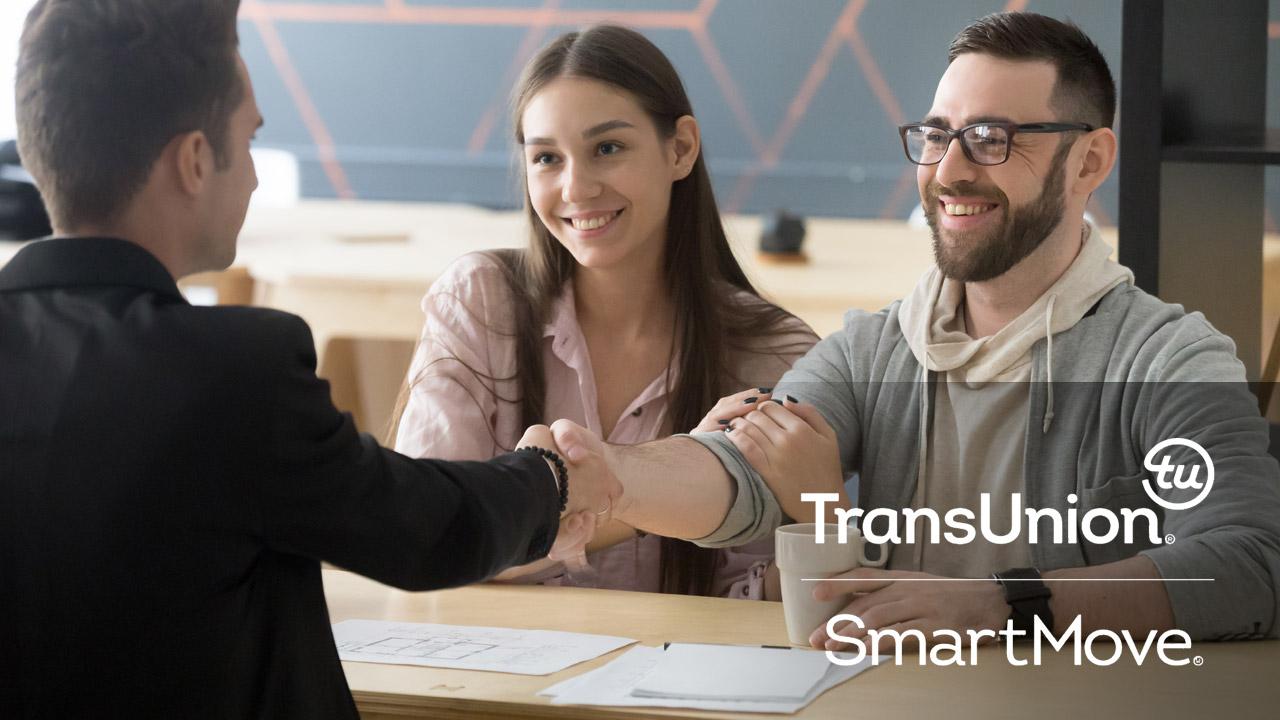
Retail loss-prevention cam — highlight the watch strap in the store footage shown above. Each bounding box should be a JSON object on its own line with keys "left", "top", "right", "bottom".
{"left": 992, "top": 567, "right": 1054, "bottom": 634}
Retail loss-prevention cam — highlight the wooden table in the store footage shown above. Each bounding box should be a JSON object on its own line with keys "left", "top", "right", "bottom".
{"left": 324, "top": 569, "right": 1279, "bottom": 719}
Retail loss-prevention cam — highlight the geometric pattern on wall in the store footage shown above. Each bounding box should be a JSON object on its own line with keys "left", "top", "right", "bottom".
{"left": 238, "top": 0, "right": 1136, "bottom": 220}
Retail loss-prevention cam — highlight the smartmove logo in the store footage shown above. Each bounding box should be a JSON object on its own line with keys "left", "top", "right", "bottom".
{"left": 824, "top": 615, "right": 1201, "bottom": 668}
{"left": 806, "top": 438, "right": 1214, "bottom": 668}
{"left": 805, "top": 438, "right": 1215, "bottom": 548}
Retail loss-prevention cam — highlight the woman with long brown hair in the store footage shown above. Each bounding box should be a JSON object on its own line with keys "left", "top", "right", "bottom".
{"left": 394, "top": 25, "right": 817, "bottom": 597}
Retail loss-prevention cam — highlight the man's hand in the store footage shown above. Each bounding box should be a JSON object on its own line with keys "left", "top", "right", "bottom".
{"left": 723, "top": 397, "right": 848, "bottom": 521}
{"left": 547, "top": 418, "right": 736, "bottom": 542}
{"left": 547, "top": 419, "right": 625, "bottom": 518}
{"left": 517, "top": 424, "right": 621, "bottom": 561}
{"left": 806, "top": 568, "right": 1008, "bottom": 652}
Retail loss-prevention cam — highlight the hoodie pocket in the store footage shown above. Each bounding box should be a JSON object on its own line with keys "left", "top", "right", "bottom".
{"left": 1078, "top": 471, "right": 1163, "bottom": 563}
{"left": 1081, "top": 471, "right": 1151, "bottom": 508}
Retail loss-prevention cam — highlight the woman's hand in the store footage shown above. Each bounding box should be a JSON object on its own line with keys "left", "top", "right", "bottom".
{"left": 689, "top": 387, "right": 776, "bottom": 433}
{"left": 723, "top": 397, "right": 849, "bottom": 522}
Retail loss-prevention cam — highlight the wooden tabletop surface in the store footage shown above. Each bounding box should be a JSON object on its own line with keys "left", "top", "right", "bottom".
{"left": 324, "top": 569, "right": 1280, "bottom": 720}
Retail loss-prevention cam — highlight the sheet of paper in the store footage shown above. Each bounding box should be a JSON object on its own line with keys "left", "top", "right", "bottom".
{"left": 632, "top": 643, "right": 830, "bottom": 701}
{"left": 540, "top": 645, "right": 875, "bottom": 714}
{"left": 332, "top": 619, "right": 634, "bottom": 676}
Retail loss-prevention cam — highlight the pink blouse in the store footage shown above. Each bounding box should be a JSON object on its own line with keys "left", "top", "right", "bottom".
{"left": 394, "top": 252, "right": 816, "bottom": 598}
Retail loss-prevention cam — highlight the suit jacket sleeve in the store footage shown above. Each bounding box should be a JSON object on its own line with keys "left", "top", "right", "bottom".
{"left": 254, "top": 314, "right": 560, "bottom": 591}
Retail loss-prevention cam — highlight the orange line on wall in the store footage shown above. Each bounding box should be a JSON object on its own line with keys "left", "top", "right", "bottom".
{"left": 467, "top": 0, "right": 561, "bottom": 156}
{"left": 879, "top": 167, "right": 918, "bottom": 219}
{"left": 248, "top": 11, "right": 356, "bottom": 199}
{"left": 240, "top": 2, "right": 702, "bottom": 29}
{"left": 761, "top": 0, "right": 861, "bottom": 168}
{"left": 688, "top": 0, "right": 723, "bottom": 163}
{"left": 691, "top": 26, "right": 766, "bottom": 157}
{"left": 1270, "top": 21, "right": 1280, "bottom": 39}
{"left": 695, "top": 0, "right": 719, "bottom": 23}
{"left": 725, "top": 0, "right": 862, "bottom": 212}
{"left": 846, "top": 28, "right": 905, "bottom": 127}
{"left": 245, "top": 0, "right": 1072, "bottom": 217}
{"left": 545, "top": 9, "right": 701, "bottom": 30}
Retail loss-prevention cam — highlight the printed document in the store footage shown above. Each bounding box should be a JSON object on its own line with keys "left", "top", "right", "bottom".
{"left": 333, "top": 619, "right": 634, "bottom": 676}
{"left": 632, "top": 643, "right": 833, "bottom": 701}
{"left": 540, "top": 645, "right": 874, "bottom": 713}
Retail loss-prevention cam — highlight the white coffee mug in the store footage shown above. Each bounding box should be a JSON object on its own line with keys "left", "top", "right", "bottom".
{"left": 775, "top": 522, "right": 887, "bottom": 646}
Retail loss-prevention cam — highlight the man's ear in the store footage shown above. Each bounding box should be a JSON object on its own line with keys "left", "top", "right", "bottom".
{"left": 670, "top": 115, "right": 701, "bottom": 181}
{"left": 1071, "top": 127, "right": 1116, "bottom": 197}
{"left": 172, "top": 130, "right": 211, "bottom": 198}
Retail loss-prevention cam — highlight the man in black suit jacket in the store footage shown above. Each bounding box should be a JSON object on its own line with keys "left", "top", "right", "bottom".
{"left": 0, "top": 1, "right": 618, "bottom": 717}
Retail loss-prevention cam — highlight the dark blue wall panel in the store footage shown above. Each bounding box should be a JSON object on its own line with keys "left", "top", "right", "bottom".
{"left": 239, "top": 1, "right": 1131, "bottom": 220}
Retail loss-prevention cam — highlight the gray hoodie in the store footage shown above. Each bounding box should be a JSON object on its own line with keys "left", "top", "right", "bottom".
{"left": 886, "top": 227, "right": 1132, "bottom": 575}
{"left": 689, "top": 244, "right": 1280, "bottom": 641}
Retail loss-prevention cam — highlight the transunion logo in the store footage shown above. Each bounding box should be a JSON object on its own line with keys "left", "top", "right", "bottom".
{"left": 804, "top": 438, "right": 1215, "bottom": 548}
{"left": 1141, "top": 438, "right": 1213, "bottom": 511}
{"left": 803, "top": 438, "right": 1215, "bottom": 668}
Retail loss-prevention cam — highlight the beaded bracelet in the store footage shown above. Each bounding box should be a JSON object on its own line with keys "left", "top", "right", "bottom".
{"left": 516, "top": 446, "right": 568, "bottom": 514}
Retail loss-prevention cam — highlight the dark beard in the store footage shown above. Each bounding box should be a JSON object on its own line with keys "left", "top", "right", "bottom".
{"left": 924, "top": 140, "right": 1072, "bottom": 283}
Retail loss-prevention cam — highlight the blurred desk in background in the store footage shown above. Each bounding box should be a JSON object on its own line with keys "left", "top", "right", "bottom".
{"left": 12, "top": 200, "right": 1280, "bottom": 433}
{"left": 0, "top": 200, "right": 1122, "bottom": 345}
{"left": 230, "top": 200, "right": 947, "bottom": 346}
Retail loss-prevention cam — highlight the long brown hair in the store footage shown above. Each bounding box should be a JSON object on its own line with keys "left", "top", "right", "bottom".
{"left": 395, "top": 25, "right": 815, "bottom": 595}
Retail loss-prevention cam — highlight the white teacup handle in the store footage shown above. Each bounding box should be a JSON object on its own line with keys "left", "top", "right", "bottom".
{"left": 860, "top": 542, "right": 888, "bottom": 568}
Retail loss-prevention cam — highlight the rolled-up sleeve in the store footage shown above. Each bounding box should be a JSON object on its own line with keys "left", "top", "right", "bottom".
{"left": 685, "top": 317, "right": 867, "bottom": 548}
{"left": 685, "top": 430, "right": 783, "bottom": 548}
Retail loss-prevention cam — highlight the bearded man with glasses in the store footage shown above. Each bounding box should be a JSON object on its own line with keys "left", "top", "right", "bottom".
{"left": 549, "top": 11, "right": 1280, "bottom": 652}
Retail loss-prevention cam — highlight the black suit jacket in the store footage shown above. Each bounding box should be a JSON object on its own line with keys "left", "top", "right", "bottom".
{"left": 0, "top": 238, "right": 559, "bottom": 718}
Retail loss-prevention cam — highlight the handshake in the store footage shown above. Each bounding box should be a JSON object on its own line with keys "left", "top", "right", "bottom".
{"left": 517, "top": 420, "right": 624, "bottom": 563}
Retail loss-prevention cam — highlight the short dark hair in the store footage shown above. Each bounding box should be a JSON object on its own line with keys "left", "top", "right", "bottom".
{"left": 16, "top": 0, "right": 243, "bottom": 230}
{"left": 949, "top": 12, "right": 1115, "bottom": 129}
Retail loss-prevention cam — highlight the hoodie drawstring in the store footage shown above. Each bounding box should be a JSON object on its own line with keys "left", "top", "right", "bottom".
{"left": 913, "top": 363, "right": 929, "bottom": 570}
{"left": 911, "top": 291, "right": 1063, "bottom": 569}
{"left": 1042, "top": 294, "right": 1057, "bottom": 433}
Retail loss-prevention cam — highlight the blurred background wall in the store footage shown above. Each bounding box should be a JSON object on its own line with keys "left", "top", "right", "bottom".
{"left": 232, "top": 0, "right": 1124, "bottom": 220}
{"left": 6, "top": 1, "right": 1280, "bottom": 226}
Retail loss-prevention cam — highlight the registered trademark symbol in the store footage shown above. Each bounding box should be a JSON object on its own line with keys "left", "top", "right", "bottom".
{"left": 1193, "top": 656, "right": 1204, "bottom": 667}
{"left": 1165, "top": 534, "right": 1176, "bottom": 544}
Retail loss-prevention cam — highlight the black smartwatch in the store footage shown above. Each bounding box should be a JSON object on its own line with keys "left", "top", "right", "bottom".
{"left": 992, "top": 567, "right": 1054, "bottom": 634}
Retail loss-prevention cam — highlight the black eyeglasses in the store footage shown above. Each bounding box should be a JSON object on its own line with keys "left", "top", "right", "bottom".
{"left": 898, "top": 122, "right": 1094, "bottom": 166}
